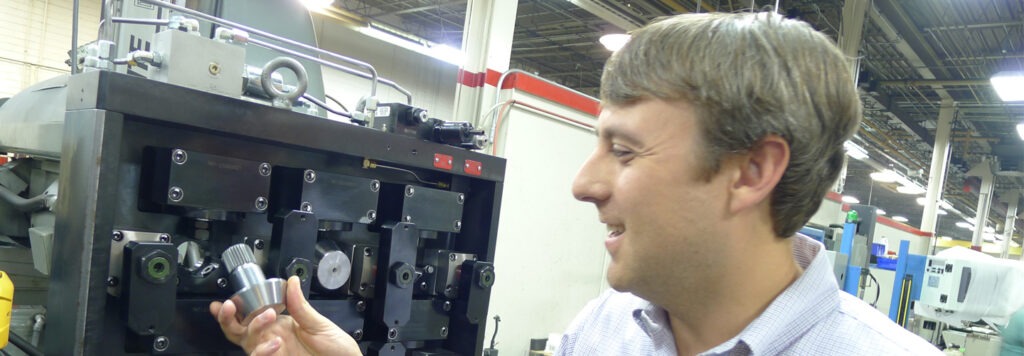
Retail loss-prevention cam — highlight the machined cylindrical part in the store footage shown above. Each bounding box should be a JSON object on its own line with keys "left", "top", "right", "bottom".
{"left": 314, "top": 241, "right": 352, "bottom": 291}
{"left": 221, "top": 244, "right": 286, "bottom": 325}
{"left": 229, "top": 263, "right": 266, "bottom": 292}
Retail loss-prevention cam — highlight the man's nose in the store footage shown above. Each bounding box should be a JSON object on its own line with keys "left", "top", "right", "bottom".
{"left": 572, "top": 153, "right": 610, "bottom": 204}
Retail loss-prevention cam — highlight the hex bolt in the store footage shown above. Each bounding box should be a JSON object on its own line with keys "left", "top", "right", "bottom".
{"left": 457, "top": 194, "right": 465, "bottom": 204}
{"left": 478, "top": 266, "right": 495, "bottom": 289}
{"left": 112, "top": 230, "right": 123, "bottom": 241}
{"left": 300, "top": 202, "right": 313, "bottom": 212}
{"left": 352, "top": 329, "right": 364, "bottom": 340}
{"left": 405, "top": 186, "right": 415, "bottom": 197}
{"left": 356, "top": 300, "right": 366, "bottom": 313}
{"left": 216, "top": 277, "right": 228, "bottom": 289}
{"left": 106, "top": 276, "right": 119, "bottom": 287}
{"left": 442, "top": 301, "right": 452, "bottom": 311}
{"left": 258, "top": 163, "right": 271, "bottom": 176}
{"left": 168, "top": 187, "right": 184, "bottom": 202}
{"left": 370, "top": 180, "right": 380, "bottom": 192}
{"left": 158, "top": 234, "right": 170, "bottom": 242}
{"left": 388, "top": 328, "right": 398, "bottom": 340}
{"left": 255, "top": 196, "right": 268, "bottom": 211}
{"left": 366, "top": 210, "right": 377, "bottom": 222}
{"left": 253, "top": 239, "right": 265, "bottom": 250}
{"left": 453, "top": 220, "right": 462, "bottom": 231}
{"left": 440, "top": 326, "right": 448, "bottom": 337}
{"left": 171, "top": 149, "right": 187, "bottom": 164}
{"left": 153, "top": 336, "right": 170, "bottom": 352}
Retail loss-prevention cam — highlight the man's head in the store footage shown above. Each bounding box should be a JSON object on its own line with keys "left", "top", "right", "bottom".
{"left": 600, "top": 12, "right": 861, "bottom": 237}
{"left": 573, "top": 12, "right": 860, "bottom": 296}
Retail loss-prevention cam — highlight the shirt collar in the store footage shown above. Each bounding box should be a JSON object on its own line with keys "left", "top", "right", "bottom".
{"left": 631, "top": 234, "right": 841, "bottom": 356}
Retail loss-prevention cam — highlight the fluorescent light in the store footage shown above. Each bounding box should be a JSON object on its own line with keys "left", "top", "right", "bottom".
{"left": 897, "top": 184, "right": 926, "bottom": 195}
{"left": 991, "top": 71, "right": 1024, "bottom": 102}
{"left": 870, "top": 170, "right": 899, "bottom": 183}
{"left": 356, "top": 26, "right": 465, "bottom": 65}
{"left": 893, "top": 216, "right": 909, "bottom": 222}
{"left": 876, "top": 209, "right": 886, "bottom": 216}
{"left": 984, "top": 226, "right": 995, "bottom": 233}
{"left": 599, "top": 34, "right": 631, "bottom": 51}
{"left": 938, "top": 209, "right": 948, "bottom": 215}
{"left": 1017, "top": 123, "right": 1024, "bottom": 140}
{"left": 916, "top": 197, "right": 927, "bottom": 206}
{"left": 843, "top": 141, "right": 869, "bottom": 160}
{"left": 941, "top": 200, "right": 954, "bottom": 210}
{"left": 841, "top": 195, "right": 860, "bottom": 204}
{"left": 299, "top": 0, "right": 333, "bottom": 10}
{"left": 956, "top": 221, "right": 974, "bottom": 229}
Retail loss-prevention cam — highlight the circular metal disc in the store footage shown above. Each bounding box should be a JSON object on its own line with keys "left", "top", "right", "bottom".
{"left": 315, "top": 251, "right": 352, "bottom": 291}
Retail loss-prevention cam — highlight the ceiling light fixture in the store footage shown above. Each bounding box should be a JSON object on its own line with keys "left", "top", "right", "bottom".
{"left": 937, "top": 209, "right": 948, "bottom": 215}
{"left": 843, "top": 141, "right": 869, "bottom": 160}
{"left": 876, "top": 209, "right": 886, "bottom": 216}
{"left": 897, "top": 184, "right": 926, "bottom": 195}
{"left": 1017, "top": 123, "right": 1024, "bottom": 141}
{"left": 892, "top": 216, "right": 909, "bottom": 222}
{"left": 299, "top": 0, "right": 333, "bottom": 11}
{"left": 870, "top": 170, "right": 899, "bottom": 183}
{"left": 991, "top": 71, "right": 1024, "bottom": 102}
{"left": 356, "top": 26, "right": 465, "bottom": 65}
{"left": 841, "top": 195, "right": 860, "bottom": 204}
{"left": 599, "top": 34, "right": 631, "bottom": 52}
{"left": 916, "top": 197, "right": 927, "bottom": 206}
{"left": 956, "top": 221, "right": 974, "bottom": 229}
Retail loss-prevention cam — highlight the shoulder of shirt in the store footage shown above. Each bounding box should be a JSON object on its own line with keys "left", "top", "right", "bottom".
{"left": 825, "top": 292, "right": 944, "bottom": 355}
{"left": 565, "top": 289, "right": 647, "bottom": 331}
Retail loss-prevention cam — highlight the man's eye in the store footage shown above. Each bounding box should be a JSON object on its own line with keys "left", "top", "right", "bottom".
{"left": 611, "top": 146, "right": 633, "bottom": 158}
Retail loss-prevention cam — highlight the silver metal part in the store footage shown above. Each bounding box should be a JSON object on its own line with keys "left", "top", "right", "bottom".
{"left": 108, "top": 230, "right": 169, "bottom": 296}
{"left": 223, "top": 244, "right": 286, "bottom": 325}
{"left": 176, "top": 241, "right": 204, "bottom": 272}
{"left": 314, "top": 241, "right": 352, "bottom": 291}
{"left": 149, "top": 29, "right": 245, "bottom": 98}
{"left": 260, "top": 57, "right": 308, "bottom": 108}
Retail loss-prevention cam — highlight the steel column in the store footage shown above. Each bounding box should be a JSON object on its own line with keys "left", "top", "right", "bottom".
{"left": 921, "top": 99, "right": 955, "bottom": 234}
{"left": 968, "top": 159, "right": 995, "bottom": 251}
{"left": 1002, "top": 191, "right": 1019, "bottom": 259}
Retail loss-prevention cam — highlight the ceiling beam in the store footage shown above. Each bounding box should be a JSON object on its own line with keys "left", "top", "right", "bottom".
{"left": 880, "top": 79, "right": 991, "bottom": 87}
{"left": 923, "top": 21, "right": 1022, "bottom": 32}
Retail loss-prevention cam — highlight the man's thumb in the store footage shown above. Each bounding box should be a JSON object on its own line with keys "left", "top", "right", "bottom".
{"left": 285, "top": 276, "right": 330, "bottom": 328}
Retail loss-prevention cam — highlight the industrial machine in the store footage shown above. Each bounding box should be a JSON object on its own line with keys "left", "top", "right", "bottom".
{"left": 0, "top": 1, "right": 501, "bottom": 355}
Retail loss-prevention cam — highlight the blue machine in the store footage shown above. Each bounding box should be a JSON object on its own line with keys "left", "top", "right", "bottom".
{"left": 888, "top": 240, "right": 927, "bottom": 326}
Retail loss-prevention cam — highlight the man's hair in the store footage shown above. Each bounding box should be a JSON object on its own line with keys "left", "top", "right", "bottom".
{"left": 601, "top": 12, "right": 861, "bottom": 237}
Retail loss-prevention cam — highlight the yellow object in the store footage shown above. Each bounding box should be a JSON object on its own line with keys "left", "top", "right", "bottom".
{"left": 0, "top": 271, "right": 12, "bottom": 349}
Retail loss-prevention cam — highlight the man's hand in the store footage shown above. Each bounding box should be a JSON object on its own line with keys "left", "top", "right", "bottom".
{"left": 210, "top": 276, "right": 361, "bottom": 355}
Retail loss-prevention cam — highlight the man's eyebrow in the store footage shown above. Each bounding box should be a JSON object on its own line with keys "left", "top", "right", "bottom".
{"left": 597, "top": 125, "right": 643, "bottom": 146}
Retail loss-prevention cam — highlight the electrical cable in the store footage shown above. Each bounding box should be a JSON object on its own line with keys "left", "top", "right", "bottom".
{"left": 868, "top": 272, "right": 881, "bottom": 307}
{"left": 362, "top": 159, "right": 446, "bottom": 188}
{"left": 489, "top": 315, "right": 501, "bottom": 349}
{"left": 324, "top": 94, "right": 349, "bottom": 113}
{"left": 8, "top": 331, "right": 43, "bottom": 356}
{"left": 301, "top": 93, "right": 352, "bottom": 119}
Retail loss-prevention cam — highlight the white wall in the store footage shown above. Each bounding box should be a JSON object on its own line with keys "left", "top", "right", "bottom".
{"left": 486, "top": 89, "right": 606, "bottom": 355}
{"left": 310, "top": 14, "right": 458, "bottom": 121}
{"left": 0, "top": 0, "right": 99, "bottom": 98}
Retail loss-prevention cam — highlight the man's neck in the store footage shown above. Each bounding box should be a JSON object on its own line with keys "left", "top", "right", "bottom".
{"left": 663, "top": 234, "right": 803, "bottom": 356}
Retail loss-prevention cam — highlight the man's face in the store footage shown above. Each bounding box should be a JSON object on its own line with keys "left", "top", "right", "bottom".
{"left": 572, "top": 99, "right": 732, "bottom": 296}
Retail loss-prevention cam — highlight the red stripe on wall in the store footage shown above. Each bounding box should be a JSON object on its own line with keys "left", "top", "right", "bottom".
{"left": 458, "top": 68, "right": 601, "bottom": 116}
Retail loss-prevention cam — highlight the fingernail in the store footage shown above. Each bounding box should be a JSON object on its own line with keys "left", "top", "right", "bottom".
{"left": 268, "top": 337, "right": 281, "bottom": 350}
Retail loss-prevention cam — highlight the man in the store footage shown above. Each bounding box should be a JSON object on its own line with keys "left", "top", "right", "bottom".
{"left": 561, "top": 11, "right": 940, "bottom": 355}
{"left": 211, "top": 11, "right": 941, "bottom": 355}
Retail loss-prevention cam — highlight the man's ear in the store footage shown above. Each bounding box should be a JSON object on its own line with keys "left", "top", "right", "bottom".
{"left": 728, "top": 134, "right": 790, "bottom": 214}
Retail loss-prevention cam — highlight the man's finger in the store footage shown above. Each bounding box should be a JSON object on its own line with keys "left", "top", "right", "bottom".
{"left": 246, "top": 308, "right": 278, "bottom": 335}
{"left": 249, "top": 336, "right": 282, "bottom": 356}
{"left": 284, "top": 276, "right": 329, "bottom": 328}
{"left": 216, "top": 299, "right": 246, "bottom": 339}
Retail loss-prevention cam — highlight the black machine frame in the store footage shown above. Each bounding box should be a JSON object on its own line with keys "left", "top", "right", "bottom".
{"left": 45, "top": 70, "right": 505, "bottom": 355}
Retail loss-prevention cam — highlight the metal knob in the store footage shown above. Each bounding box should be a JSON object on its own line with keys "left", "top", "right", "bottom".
{"left": 223, "top": 244, "right": 286, "bottom": 325}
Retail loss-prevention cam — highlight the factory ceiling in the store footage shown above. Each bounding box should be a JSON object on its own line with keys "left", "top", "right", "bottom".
{"left": 333, "top": 0, "right": 1024, "bottom": 248}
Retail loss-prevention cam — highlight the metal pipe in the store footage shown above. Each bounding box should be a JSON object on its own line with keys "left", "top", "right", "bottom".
{"left": 30, "top": 314, "right": 45, "bottom": 346}
{"left": 137, "top": 0, "right": 380, "bottom": 96}
{"left": 111, "top": 17, "right": 171, "bottom": 26}
{"left": 71, "top": 0, "right": 79, "bottom": 74}
{"left": 246, "top": 37, "right": 411, "bottom": 104}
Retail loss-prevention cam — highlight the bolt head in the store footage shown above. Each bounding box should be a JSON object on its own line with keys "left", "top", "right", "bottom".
{"left": 255, "top": 196, "right": 268, "bottom": 211}
{"left": 363, "top": 247, "right": 372, "bottom": 256}
{"left": 404, "top": 215, "right": 412, "bottom": 222}
{"left": 253, "top": 239, "right": 265, "bottom": 250}
{"left": 208, "top": 62, "right": 221, "bottom": 75}
{"left": 453, "top": 220, "right": 462, "bottom": 231}
{"left": 405, "top": 186, "right": 415, "bottom": 197}
{"left": 356, "top": 300, "right": 366, "bottom": 312}
{"left": 353, "top": 329, "right": 363, "bottom": 340}
{"left": 106, "top": 276, "right": 119, "bottom": 287}
{"left": 443, "top": 301, "right": 452, "bottom": 311}
{"left": 457, "top": 193, "right": 465, "bottom": 204}
{"left": 300, "top": 202, "right": 313, "bottom": 212}
{"left": 171, "top": 149, "right": 187, "bottom": 164}
{"left": 153, "top": 336, "right": 169, "bottom": 351}
{"left": 388, "top": 328, "right": 398, "bottom": 340}
{"left": 158, "top": 234, "right": 170, "bottom": 242}
{"left": 449, "top": 253, "right": 457, "bottom": 261}
{"left": 440, "top": 326, "right": 448, "bottom": 337}
{"left": 258, "top": 163, "right": 271, "bottom": 176}
{"left": 370, "top": 180, "right": 380, "bottom": 192}
{"left": 112, "top": 231, "right": 123, "bottom": 241}
{"left": 367, "top": 210, "right": 377, "bottom": 222}
{"left": 217, "top": 277, "right": 228, "bottom": 288}
{"left": 168, "top": 187, "right": 184, "bottom": 202}
{"left": 304, "top": 169, "right": 316, "bottom": 183}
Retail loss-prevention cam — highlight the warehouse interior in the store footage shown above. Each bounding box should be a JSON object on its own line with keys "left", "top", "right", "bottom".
{"left": 0, "top": 0, "right": 1022, "bottom": 355}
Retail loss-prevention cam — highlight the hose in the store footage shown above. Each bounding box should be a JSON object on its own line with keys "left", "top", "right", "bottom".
{"left": 0, "top": 185, "right": 49, "bottom": 212}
